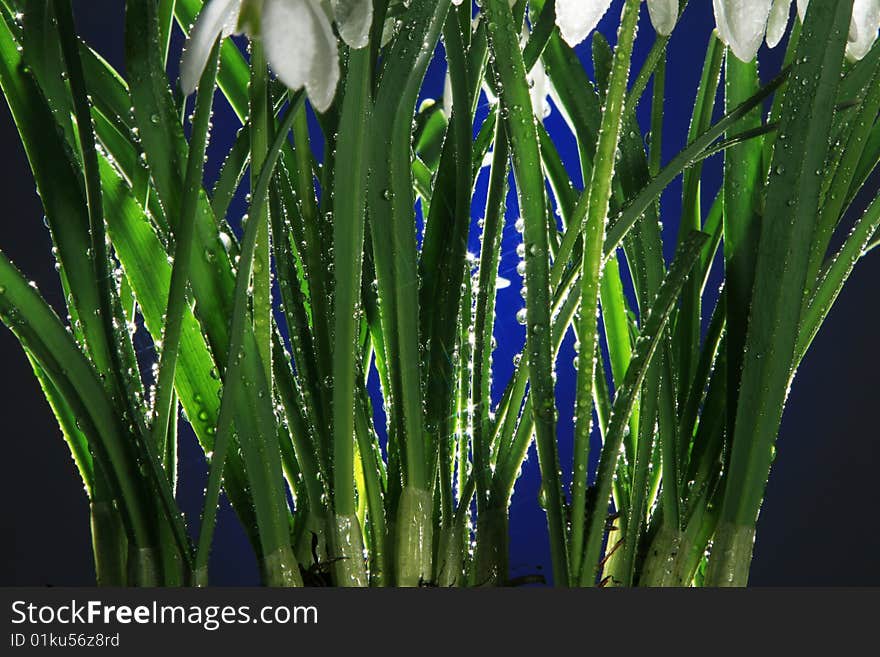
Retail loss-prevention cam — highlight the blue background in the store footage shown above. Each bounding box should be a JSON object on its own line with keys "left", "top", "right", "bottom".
{"left": 1, "top": 0, "right": 878, "bottom": 585}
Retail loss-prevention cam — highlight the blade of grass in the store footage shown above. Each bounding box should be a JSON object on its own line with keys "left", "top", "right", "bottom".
{"left": 579, "top": 231, "right": 710, "bottom": 586}
{"left": 249, "top": 41, "right": 272, "bottom": 386}
{"left": 331, "top": 45, "right": 372, "bottom": 587}
{"left": 0, "top": 252, "right": 159, "bottom": 575}
{"left": 150, "top": 39, "right": 220, "bottom": 489}
{"left": 194, "top": 98, "right": 304, "bottom": 585}
{"left": 723, "top": 53, "right": 764, "bottom": 464}
{"left": 368, "top": 0, "right": 449, "bottom": 585}
{"left": 674, "top": 32, "right": 723, "bottom": 403}
{"left": 605, "top": 69, "right": 788, "bottom": 257}
{"left": 705, "top": 0, "right": 852, "bottom": 586}
{"left": 483, "top": 0, "right": 570, "bottom": 586}
{"left": 567, "top": 0, "right": 641, "bottom": 585}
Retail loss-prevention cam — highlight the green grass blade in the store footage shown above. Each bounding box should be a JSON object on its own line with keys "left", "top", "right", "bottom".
{"left": 56, "top": 0, "right": 191, "bottom": 570}
{"left": 568, "top": 0, "right": 641, "bottom": 584}
{"left": 723, "top": 53, "right": 764, "bottom": 461}
{"left": 706, "top": 0, "right": 853, "bottom": 587}
{"left": 806, "top": 45, "right": 880, "bottom": 285}
{"left": 248, "top": 42, "right": 272, "bottom": 387}
{"left": 0, "top": 252, "right": 157, "bottom": 559}
{"left": 483, "top": 0, "right": 569, "bottom": 586}
{"left": 368, "top": 0, "right": 449, "bottom": 586}
{"left": 331, "top": 45, "right": 372, "bottom": 586}
{"left": 675, "top": 32, "right": 723, "bottom": 401}
{"left": 125, "top": 0, "right": 186, "bottom": 219}
{"left": 195, "top": 100, "right": 303, "bottom": 585}
{"left": 579, "top": 230, "right": 710, "bottom": 586}
{"left": 99, "top": 155, "right": 259, "bottom": 556}
{"left": 420, "top": 7, "right": 474, "bottom": 525}
{"left": 150, "top": 39, "right": 220, "bottom": 483}
{"left": 797, "top": 190, "right": 880, "bottom": 365}
{"left": 473, "top": 122, "right": 509, "bottom": 516}
{"left": 605, "top": 70, "right": 788, "bottom": 256}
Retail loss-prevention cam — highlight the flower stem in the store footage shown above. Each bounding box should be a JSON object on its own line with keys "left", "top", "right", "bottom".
{"left": 249, "top": 40, "right": 272, "bottom": 386}
{"left": 483, "top": 0, "right": 569, "bottom": 588}
{"left": 332, "top": 44, "right": 372, "bottom": 586}
{"left": 569, "top": 0, "right": 641, "bottom": 585}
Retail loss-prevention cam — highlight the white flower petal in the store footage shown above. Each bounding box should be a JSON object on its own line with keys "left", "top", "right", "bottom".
{"left": 443, "top": 69, "right": 453, "bottom": 119}
{"left": 713, "top": 0, "right": 733, "bottom": 46}
{"left": 262, "top": 0, "right": 340, "bottom": 113}
{"left": 555, "top": 0, "right": 614, "bottom": 47}
{"left": 332, "top": 0, "right": 373, "bottom": 49}
{"left": 846, "top": 0, "right": 880, "bottom": 61}
{"left": 647, "top": 0, "right": 679, "bottom": 36}
{"left": 714, "top": 0, "right": 774, "bottom": 61}
{"left": 765, "top": 0, "right": 792, "bottom": 48}
{"left": 180, "top": 0, "right": 243, "bottom": 95}
{"left": 528, "top": 59, "right": 552, "bottom": 120}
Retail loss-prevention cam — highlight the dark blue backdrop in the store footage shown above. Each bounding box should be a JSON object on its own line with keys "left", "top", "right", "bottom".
{"left": 1, "top": 1, "right": 878, "bottom": 585}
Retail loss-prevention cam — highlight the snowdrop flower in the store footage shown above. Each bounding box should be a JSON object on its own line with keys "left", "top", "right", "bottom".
{"left": 798, "top": 0, "right": 880, "bottom": 61}
{"left": 555, "top": 0, "right": 679, "bottom": 47}
{"left": 180, "top": 0, "right": 372, "bottom": 112}
{"left": 713, "top": 0, "right": 775, "bottom": 62}
{"left": 716, "top": 0, "right": 879, "bottom": 62}
{"left": 765, "top": 0, "right": 793, "bottom": 49}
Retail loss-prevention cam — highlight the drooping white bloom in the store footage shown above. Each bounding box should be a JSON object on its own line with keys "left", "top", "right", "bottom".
{"left": 556, "top": 0, "right": 613, "bottom": 46}
{"left": 799, "top": 0, "right": 880, "bottom": 61}
{"left": 180, "top": 0, "right": 372, "bottom": 112}
{"left": 555, "top": 0, "right": 679, "bottom": 47}
{"left": 713, "top": 0, "right": 774, "bottom": 62}
{"left": 646, "top": 0, "right": 680, "bottom": 36}
{"left": 765, "top": 0, "right": 792, "bottom": 49}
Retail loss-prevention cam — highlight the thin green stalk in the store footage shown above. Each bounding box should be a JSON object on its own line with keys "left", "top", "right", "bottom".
{"left": 150, "top": 40, "right": 220, "bottom": 484}
{"left": 483, "top": 0, "right": 569, "bottom": 588}
{"left": 57, "top": 0, "right": 192, "bottom": 574}
{"left": 605, "top": 68, "right": 789, "bottom": 256}
{"left": 250, "top": 41, "right": 272, "bottom": 386}
{"left": 626, "top": 0, "right": 689, "bottom": 108}
{"left": 797, "top": 190, "right": 880, "bottom": 366}
{"left": 706, "top": 0, "right": 852, "bottom": 587}
{"left": 194, "top": 97, "right": 304, "bottom": 585}
{"left": 158, "top": 0, "right": 176, "bottom": 66}
{"left": 473, "top": 121, "right": 509, "bottom": 518}
{"left": 579, "top": 231, "right": 709, "bottom": 586}
{"left": 354, "top": 386, "right": 387, "bottom": 585}
{"left": 675, "top": 32, "right": 723, "bottom": 402}
{"left": 331, "top": 45, "right": 372, "bottom": 587}
{"left": 569, "top": 0, "right": 641, "bottom": 584}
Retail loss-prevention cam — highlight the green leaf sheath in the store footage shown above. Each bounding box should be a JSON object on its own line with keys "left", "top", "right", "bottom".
{"left": 706, "top": 0, "right": 853, "bottom": 587}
